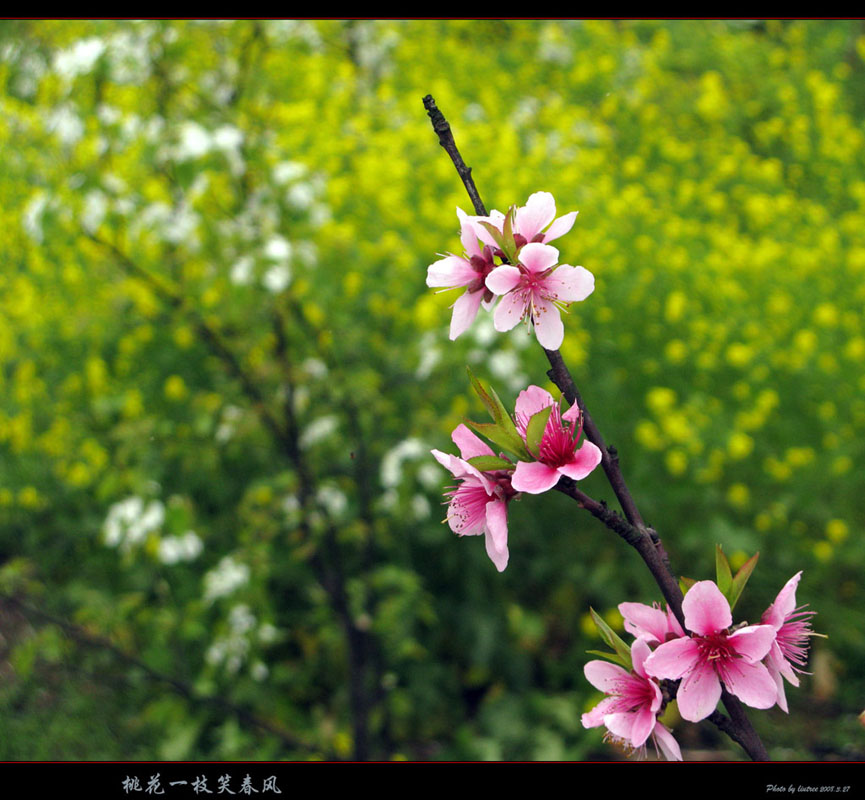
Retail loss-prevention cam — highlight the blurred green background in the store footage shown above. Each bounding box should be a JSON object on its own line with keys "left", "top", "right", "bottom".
{"left": 0, "top": 19, "right": 863, "bottom": 761}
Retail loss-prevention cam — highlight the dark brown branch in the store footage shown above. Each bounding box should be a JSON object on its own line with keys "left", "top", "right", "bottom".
{"left": 424, "top": 93, "right": 770, "bottom": 763}
{"left": 423, "top": 95, "right": 487, "bottom": 217}
{"left": 0, "top": 593, "right": 322, "bottom": 756}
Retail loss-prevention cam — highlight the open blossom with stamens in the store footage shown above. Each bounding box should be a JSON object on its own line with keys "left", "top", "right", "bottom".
{"left": 761, "top": 571, "right": 817, "bottom": 713}
{"left": 509, "top": 385, "right": 602, "bottom": 494}
{"left": 466, "top": 191, "right": 578, "bottom": 251}
{"left": 582, "top": 639, "right": 683, "bottom": 761}
{"left": 643, "top": 581, "right": 777, "bottom": 722}
{"left": 426, "top": 210, "right": 497, "bottom": 340}
{"left": 430, "top": 424, "right": 517, "bottom": 572}
{"left": 485, "top": 242, "right": 594, "bottom": 351}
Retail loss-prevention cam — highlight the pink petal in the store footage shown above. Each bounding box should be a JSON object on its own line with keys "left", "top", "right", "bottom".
{"left": 451, "top": 423, "right": 495, "bottom": 460}
{"left": 457, "top": 211, "right": 483, "bottom": 259}
{"left": 430, "top": 448, "right": 458, "bottom": 474}
{"left": 630, "top": 638, "right": 653, "bottom": 679}
{"left": 619, "top": 602, "right": 671, "bottom": 645}
{"left": 581, "top": 696, "right": 617, "bottom": 729}
{"left": 682, "top": 581, "right": 732, "bottom": 637}
{"left": 448, "top": 288, "right": 484, "bottom": 340}
{"left": 762, "top": 572, "right": 802, "bottom": 630}
{"left": 541, "top": 210, "right": 578, "bottom": 243}
{"left": 643, "top": 636, "right": 700, "bottom": 681}
{"left": 652, "top": 722, "right": 683, "bottom": 761}
{"left": 557, "top": 440, "right": 602, "bottom": 481}
{"left": 485, "top": 265, "right": 523, "bottom": 296}
{"left": 716, "top": 659, "right": 777, "bottom": 710}
{"left": 676, "top": 658, "right": 722, "bottom": 722}
{"left": 485, "top": 498, "right": 509, "bottom": 563}
{"left": 466, "top": 209, "right": 505, "bottom": 248}
{"left": 514, "top": 385, "right": 555, "bottom": 420}
{"left": 492, "top": 288, "right": 528, "bottom": 332}
{"left": 542, "top": 264, "right": 595, "bottom": 303}
{"left": 515, "top": 191, "right": 556, "bottom": 241}
{"left": 562, "top": 401, "right": 581, "bottom": 425}
{"left": 426, "top": 255, "right": 476, "bottom": 288}
{"left": 518, "top": 242, "right": 559, "bottom": 275}
{"left": 611, "top": 706, "right": 656, "bottom": 748}
{"left": 728, "top": 624, "right": 777, "bottom": 663}
{"left": 510, "top": 460, "right": 561, "bottom": 494}
{"left": 768, "top": 663, "right": 790, "bottom": 713}
{"left": 530, "top": 296, "right": 565, "bottom": 350}
{"left": 583, "top": 659, "right": 631, "bottom": 693}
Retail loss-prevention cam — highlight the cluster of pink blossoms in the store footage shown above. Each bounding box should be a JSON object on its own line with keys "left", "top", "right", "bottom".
{"left": 427, "top": 192, "right": 595, "bottom": 350}
{"left": 431, "top": 385, "right": 601, "bottom": 572}
{"left": 582, "top": 575, "right": 816, "bottom": 760}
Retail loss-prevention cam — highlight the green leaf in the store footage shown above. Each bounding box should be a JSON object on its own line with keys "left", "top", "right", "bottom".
{"left": 679, "top": 576, "right": 696, "bottom": 596}
{"left": 466, "top": 455, "right": 513, "bottom": 472}
{"left": 585, "top": 649, "right": 631, "bottom": 669}
{"left": 499, "top": 205, "right": 518, "bottom": 263}
{"left": 466, "top": 366, "right": 511, "bottom": 430}
{"left": 715, "top": 544, "right": 733, "bottom": 596}
{"left": 728, "top": 552, "right": 759, "bottom": 611}
{"left": 465, "top": 420, "right": 531, "bottom": 461}
{"left": 589, "top": 608, "right": 632, "bottom": 670}
{"left": 524, "top": 404, "right": 553, "bottom": 458}
{"left": 478, "top": 220, "right": 508, "bottom": 254}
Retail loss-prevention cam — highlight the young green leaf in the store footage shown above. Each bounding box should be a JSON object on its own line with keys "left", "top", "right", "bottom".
{"left": 466, "top": 455, "right": 513, "bottom": 472}
{"left": 728, "top": 552, "right": 759, "bottom": 611}
{"left": 465, "top": 420, "right": 531, "bottom": 462}
{"left": 524, "top": 404, "right": 553, "bottom": 458}
{"left": 715, "top": 544, "right": 733, "bottom": 597}
{"left": 589, "top": 607, "right": 632, "bottom": 670}
{"left": 586, "top": 649, "right": 631, "bottom": 669}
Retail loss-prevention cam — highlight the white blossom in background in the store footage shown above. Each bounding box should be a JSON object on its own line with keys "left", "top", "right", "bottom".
{"left": 417, "top": 463, "right": 442, "bottom": 490}
{"left": 23, "top": 192, "right": 50, "bottom": 244}
{"left": 380, "top": 438, "right": 428, "bottom": 489}
{"left": 488, "top": 349, "right": 529, "bottom": 393}
{"left": 230, "top": 257, "right": 254, "bottom": 286}
{"left": 263, "top": 264, "right": 292, "bottom": 294}
{"left": 45, "top": 105, "right": 85, "bottom": 146}
{"left": 302, "top": 358, "right": 328, "bottom": 380}
{"left": 103, "top": 496, "right": 165, "bottom": 551}
{"left": 203, "top": 555, "right": 250, "bottom": 604}
{"left": 411, "top": 493, "right": 431, "bottom": 520}
{"left": 317, "top": 484, "right": 348, "bottom": 519}
{"left": 299, "top": 415, "right": 339, "bottom": 449}
{"left": 272, "top": 161, "right": 307, "bottom": 184}
{"left": 81, "top": 190, "right": 108, "bottom": 234}
{"left": 157, "top": 531, "right": 204, "bottom": 565}
{"left": 53, "top": 37, "right": 105, "bottom": 78}
{"left": 215, "top": 404, "right": 244, "bottom": 443}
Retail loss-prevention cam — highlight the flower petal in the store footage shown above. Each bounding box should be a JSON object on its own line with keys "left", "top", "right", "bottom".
{"left": 728, "top": 624, "right": 777, "bottom": 663}
{"left": 514, "top": 385, "right": 555, "bottom": 420}
{"left": 510, "top": 460, "right": 561, "bottom": 494}
{"left": 583, "top": 659, "right": 631, "bottom": 693}
{"left": 426, "top": 255, "right": 476, "bottom": 288}
{"left": 541, "top": 210, "right": 578, "bottom": 243}
{"left": 542, "top": 264, "right": 595, "bottom": 303}
{"left": 643, "top": 636, "right": 700, "bottom": 681}
{"left": 457, "top": 211, "right": 483, "bottom": 259}
{"left": 492, "top": 288, "right": 528, "bottom": 332}
{"left": 581, "top": 696, "right": 617, "bottom": 729}
{"left": 682, "top": 580, "right": 732, "bottom": 637}
{"left": 630, "top": 638, "right": 653, "bottom": 679}
{"left": 484, "top": 498, "right": 509, "bottom": 572}
{"left": 652, "top": 722, "right": 683, "bottom": 762}
{"left": 676, "top": 658, "right": 722, "bottom": 722}
{"left": 762, "top": 572, "right": 802, "bottom": 630}
{"left": 515, "top": 191, "right": 556, "bottom": 241}
{"left": 451, "top": 423, "right": 495, "bottom": 461}
{"left": 518, "top": 242, "right": 559, "bottom": 275}
{"left": 557, "top": 440, "right": 602, "bottom": 481}
{"left": 449, "top": 288, "right": 484, "bottom": 340}
{"left": 485, "top": 265, "right": 522, "bottom": 296}
{"left": 716, "top": 659, "right": 777, "bottom": 710}
{"left": 530, "top": 296, "right": 565, "bottom": 350}
{"left": 619, "top": 602, "right": 671, "bottom": 645}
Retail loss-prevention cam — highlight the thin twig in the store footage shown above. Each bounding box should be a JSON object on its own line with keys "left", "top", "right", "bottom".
{"left": 424, "top": 94, "right": 770, "bottom": 763}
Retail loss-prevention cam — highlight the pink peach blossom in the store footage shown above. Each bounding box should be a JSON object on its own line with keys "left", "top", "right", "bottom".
{"left": 643, "top": 581, "right": 777, "bottom": 722}
{"left": 430, "top": 424, "right": 516, "bottom": 572}
{"left": 582, "top": 639, "right": 682, "bottom": 761}
{"left": 466, "top": 191, "right": 578, "bottom": 250}
{"left": 426, "top": 210, "right": 497, "bottom": 340}
{"left": 485, "top": 242, "right": 594, "bottom": 351}
{"left": 509, "top": 385, "right": 602, "bottom": 494}
{"left": 761, "top": 571, "right": 817, "bottom": 713}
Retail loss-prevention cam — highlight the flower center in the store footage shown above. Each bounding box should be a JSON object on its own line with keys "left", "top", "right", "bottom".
{"left": 696, "top": 631, "right": 736, "bottom": 662}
